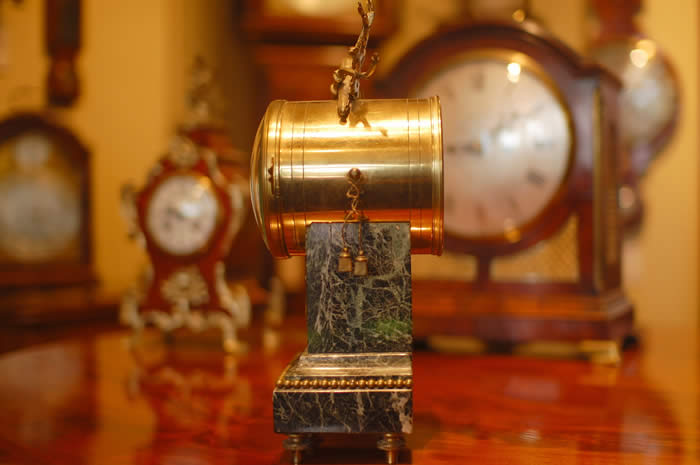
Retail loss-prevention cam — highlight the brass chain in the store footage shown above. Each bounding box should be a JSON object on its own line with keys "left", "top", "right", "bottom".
{"left": 341, "top": 168, "right": 363, "bottom": 250}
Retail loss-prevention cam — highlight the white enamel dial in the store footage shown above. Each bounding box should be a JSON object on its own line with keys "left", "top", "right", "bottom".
{"left": 0, "top": 173, "right": 80, "bottom": 262}
{"left": 591, "top": 39, "right": 677, "bottom": 154}
{"left": 415, "top": 55, "right": 571, "bottom": 239}
{"left": 0, "top": 133, "right": 81, "bottom": 262}
{"left": 146, "top": 175, "right": 219, "bottom": 256}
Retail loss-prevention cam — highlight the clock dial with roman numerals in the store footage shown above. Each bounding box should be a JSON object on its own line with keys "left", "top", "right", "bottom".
{"left": 415, "top": 55, "right": 572, "bottom": 240}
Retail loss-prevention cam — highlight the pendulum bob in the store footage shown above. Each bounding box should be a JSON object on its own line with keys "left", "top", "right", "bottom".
{"left": 338, "top": 247, "right": 353, "bottom": 273}
{"left": 353, "top": 249, "right": 368, "bottom": 276}
{"left": 250, "top": 97, "right": 443, "bottom": 460}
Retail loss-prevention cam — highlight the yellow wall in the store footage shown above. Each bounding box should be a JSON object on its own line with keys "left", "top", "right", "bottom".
{"left": 628, "top": 0, "right": 699, "bottom": 328}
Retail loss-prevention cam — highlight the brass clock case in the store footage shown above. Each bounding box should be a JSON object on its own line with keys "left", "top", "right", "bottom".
{"left": 251, "top": 97, "right": 444, "bottom": 259}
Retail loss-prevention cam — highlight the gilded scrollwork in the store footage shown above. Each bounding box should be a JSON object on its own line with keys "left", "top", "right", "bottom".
{"left": 331, "top": 0, "right": 379, "bottom": 122}
{"left": 120, "top": 261, "right": 251, "bottom": 353}
{"left": 168, "top": 135, "right": 200, "bottom": 169}
{"left": 161, "top": 266, "right": 210, "bottom": 307}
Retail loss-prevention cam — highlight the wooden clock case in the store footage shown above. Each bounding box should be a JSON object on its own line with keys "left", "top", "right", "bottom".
{"left": 0, "top": 113, "right": 94, "bottom": 288}
{"left": 379, "top": 19, "right": 634, "bottom": 345}
{"left": 240, "top": 0, "right": 397, "bottom": 45}
{"left": 240, "top": 0, "right": 397, "bottom": 107}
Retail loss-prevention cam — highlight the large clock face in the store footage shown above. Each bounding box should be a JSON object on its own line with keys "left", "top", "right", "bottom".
{"left": 415, "top": 53, "right": 572, "bottom": 240}
{"left": 146, "top": 175, "right": 220, "bottom": 256}
{"left": 591, "top": 39, "right": 678, "bottom": 158}
{"left": 0, "top": 132, "right": 82, "bottom": 262}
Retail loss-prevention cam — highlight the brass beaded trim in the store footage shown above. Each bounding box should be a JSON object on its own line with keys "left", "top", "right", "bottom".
{"left": 275, "top": 376, "right": 412, "bottom": 390}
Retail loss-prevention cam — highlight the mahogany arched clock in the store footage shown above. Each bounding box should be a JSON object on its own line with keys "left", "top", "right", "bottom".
{"left": 0, "top": 113, "right": 93, "bottom": 288}
{"left": 120, "top": 134, "right": 250, "bottom": 352}
{"left": 380, "top": 19, "right": 634, "bottom": 355}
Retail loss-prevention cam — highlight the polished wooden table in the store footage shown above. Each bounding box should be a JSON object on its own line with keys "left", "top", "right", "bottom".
{"left": 0, "top": 316, "right": 697, "bottom": 465}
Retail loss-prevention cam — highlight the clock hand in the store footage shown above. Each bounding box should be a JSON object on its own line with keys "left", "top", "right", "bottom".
{"left": 166, "top": 206, "right": 186, "bottom": 221}
{"left": 492, "top": 102, "right": 543, "bottom": 137}
{"left": 460, "top": 140, "right": 483, "bottom": 156}
{"left": 445, "top": 140, "right": 483, "bottom": 156}
{"left": 526, "top": 169, "right": 546, "bottom": 186}
{"left": 503, "top": 104, "right": 545, "bottom": 128}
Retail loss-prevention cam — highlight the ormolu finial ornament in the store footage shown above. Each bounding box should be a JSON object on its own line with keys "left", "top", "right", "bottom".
{"left": 331, "top": 0, "right": 380, "bottom": 122}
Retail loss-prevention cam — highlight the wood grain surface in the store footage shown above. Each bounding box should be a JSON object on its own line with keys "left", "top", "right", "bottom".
{"left": 0, "top": 314, "right": 696, "bottom": 464}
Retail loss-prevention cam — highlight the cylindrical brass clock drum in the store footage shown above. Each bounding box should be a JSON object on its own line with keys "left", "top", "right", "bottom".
{"left": 250, "top": 97, "right": 444, "bottom": 258}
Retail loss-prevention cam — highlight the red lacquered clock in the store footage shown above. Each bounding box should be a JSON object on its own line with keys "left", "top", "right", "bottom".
{"left": 121, "top": 135, "right": 249, "bottom": 352}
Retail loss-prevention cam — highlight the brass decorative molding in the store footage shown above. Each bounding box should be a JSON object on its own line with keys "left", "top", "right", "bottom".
{"left": 276, "top": 376, "right": 413, "bottom": 390}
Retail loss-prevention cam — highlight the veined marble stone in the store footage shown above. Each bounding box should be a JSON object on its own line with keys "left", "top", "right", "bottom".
{"left": 305, "top": 222, "right": 412, "bottom": 354}
{"left": 273, "top": 222, "right": 414, "bottom": 436}
{"left": 273, "top": 352, "right": 413, "bottom": 434}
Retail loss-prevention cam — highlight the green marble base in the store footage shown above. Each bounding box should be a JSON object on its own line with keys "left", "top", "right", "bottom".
{"left": 273, "top": 351, "right": 413, "bottom": 434}
{"left": 274, "top": 222, "right": 413, "bottom": 458}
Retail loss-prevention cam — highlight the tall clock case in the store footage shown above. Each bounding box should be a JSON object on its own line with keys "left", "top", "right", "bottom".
{"left": 380, "top": 20, "right": 631, "bottom": 343}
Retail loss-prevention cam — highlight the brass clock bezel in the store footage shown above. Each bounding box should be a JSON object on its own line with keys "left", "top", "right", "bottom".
{"left": 144, "top": 171, "right": 224, "bottom": 258}
{"left": 410, "top": 47, "right": 576, "bottom": 253}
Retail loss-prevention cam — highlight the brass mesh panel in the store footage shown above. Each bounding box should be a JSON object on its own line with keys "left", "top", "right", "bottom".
{"left": 412, "top": 252, "right": 478, "bottom": 281}
{"left": 491, "top": 215, "right": 579, "bottom": 282}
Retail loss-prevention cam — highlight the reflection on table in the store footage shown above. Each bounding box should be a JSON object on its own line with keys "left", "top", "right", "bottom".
{"left": 0, "top": 317, "right": 695, "bottom": 464}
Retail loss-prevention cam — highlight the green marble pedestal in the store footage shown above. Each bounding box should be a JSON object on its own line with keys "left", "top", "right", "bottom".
{"left": 274, "top": 222, "right": 413, "bottom": 463}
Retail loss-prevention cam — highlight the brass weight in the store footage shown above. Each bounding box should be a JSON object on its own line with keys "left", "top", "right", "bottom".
{"left": 250, "top": 97, "right": 444, "bottom": 258}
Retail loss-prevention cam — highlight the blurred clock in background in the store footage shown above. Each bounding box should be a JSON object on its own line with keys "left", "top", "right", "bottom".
{"left": 381, "top": 19, "right": 633, "bottom": 359}
{"left": 416, "top": 54, "right": 572, "bottom": 242}
{"left": 145, "top": 174, "right": 221, "bottom": 257}
{"left": 587, "top": 0, "right": 680, "bottom": 231}
{"left": 120, "top": 134, "right": 251, "bottom": 352}
{"left": 590, "top": 38, "right": 679, "bottom": 176}
{"left": 0, "top": 113, "right": 93, "bottom": 288}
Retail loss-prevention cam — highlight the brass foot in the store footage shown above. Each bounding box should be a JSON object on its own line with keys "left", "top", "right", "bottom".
{"left": 377, "top": 433, "right": 405, "bottom": 464}
{"left": 426, "top": 335, "right": 487, "bottom": 354}
{"left": 283, "top": 434, "right": 312, "bottom": 464}
{"left": 579, "top": 340, "right": 621, "bottom": 365}
{"left": 513, "top": 339, "right": 622, "bottom": 365}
